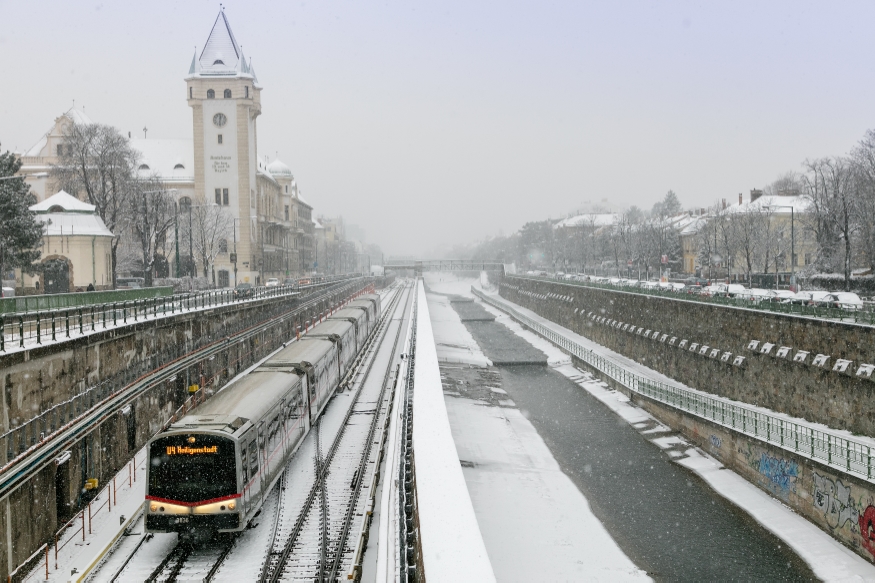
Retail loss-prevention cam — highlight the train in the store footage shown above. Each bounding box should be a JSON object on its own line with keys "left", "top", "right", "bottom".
{"left": 144, "top": 293, "right": 383, "bottom": 539}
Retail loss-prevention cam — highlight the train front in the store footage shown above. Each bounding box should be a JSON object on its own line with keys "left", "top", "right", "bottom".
{"left": 145, "top": 432, "right": 241, "bottom": 537}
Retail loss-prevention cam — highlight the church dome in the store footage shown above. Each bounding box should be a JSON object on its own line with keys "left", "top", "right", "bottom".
{"left": 267, "top": 159, "right": 292, "bottom": 178}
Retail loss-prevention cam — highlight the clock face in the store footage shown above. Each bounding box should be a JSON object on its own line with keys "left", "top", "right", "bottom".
{"left": 213, "top": 113, "right": 227, "bottom": 127}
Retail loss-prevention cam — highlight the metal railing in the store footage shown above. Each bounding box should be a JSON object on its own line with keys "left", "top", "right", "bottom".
{"left": 474, "top": 288, "right": 875, "bottom": 484}
{"left": 0, "top": 286, "right": 173, "bottom": 315}
{"left": 506, "top": 274, "right": 875, "bottom": 326}
{"left": 0, "top": 275, "right": 362, "bottom": 352}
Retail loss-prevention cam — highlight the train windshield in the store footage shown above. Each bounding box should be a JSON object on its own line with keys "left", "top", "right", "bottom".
{"left": 148, "top": 434, "right": 237, "bottom": 503}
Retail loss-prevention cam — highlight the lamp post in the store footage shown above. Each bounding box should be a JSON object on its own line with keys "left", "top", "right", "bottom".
{"left": 766, "top": 204, "right": 795, "bottom": 291}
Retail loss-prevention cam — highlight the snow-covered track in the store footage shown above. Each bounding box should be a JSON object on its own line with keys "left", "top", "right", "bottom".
{"left": 259, "top": 282, "right": 413, "bottom": 582}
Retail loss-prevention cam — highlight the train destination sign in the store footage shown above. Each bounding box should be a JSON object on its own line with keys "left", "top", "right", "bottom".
{"left": 166, "top": 445, "right": 219, "bottom": 455}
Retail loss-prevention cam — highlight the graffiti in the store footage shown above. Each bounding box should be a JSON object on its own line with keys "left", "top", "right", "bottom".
{"left": 709, "top": 435, "right": 722, "bottom": 449}
{"left": 813, "top": 472, "right": 860, "bottom": 530}
{"left": 859, "top": 506, "right": 875, "bottom": 558}
{"left": 740, "top": 444, "right": 799, "bottom": 499}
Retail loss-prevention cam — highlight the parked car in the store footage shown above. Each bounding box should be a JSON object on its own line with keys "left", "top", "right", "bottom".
{"left": 715, "top": 283, "right": 747, "bottom": 298}
{"left": 684, "top": 276, "right": 709, "bottom": 287}
{"left": 700, "top": 284, "right": 722, "bottom": 297}
{"left": 737, "top": 288, "right": 771, "bottom": 303}
{"left": 784, "top": 290, "right": 831, "bottom": 306}
{"left": 234, "top": 282, "right": 255, "bottom": 298}
{"left": 821, "top": 292, "right": 864, "bottom": 310}
{"left": 265, "top": 278, "right": 279, "bottom": 287}
{"left": 766, "top": 290, "right": 795, "bottom": 303}
{"left": 686, "top": 285, "right": 703, "bottom": 295}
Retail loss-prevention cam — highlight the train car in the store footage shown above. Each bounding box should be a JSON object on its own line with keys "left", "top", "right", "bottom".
{"left": 303, "top": 319, "right": 358, "bottom": 379}
{"left": 346, "top": 298, "right": 379, "bottom": 333}
{"left": 267, "top": 338, "right": 340, "bottom": 421}
{"left": 145, "top": 293, "right": 383, "bottom": 540}
{"left": 145, "top": 365, "right": 307, "bottom": 538}
{"left": 356, "top": 294, "right": 382, "bottom": 322}
{"left": 328, "top": 308, "right": 371, "bottom": 352}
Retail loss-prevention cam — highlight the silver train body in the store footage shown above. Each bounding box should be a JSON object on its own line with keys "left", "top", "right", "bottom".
{"left": 145, "top": 294, "right": 381, "bottom": 535}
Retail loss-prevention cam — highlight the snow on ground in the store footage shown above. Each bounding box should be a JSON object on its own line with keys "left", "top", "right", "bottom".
{"left": 480, "top": 287, "right": 875, "bottom": 582}
{"left": 423, "top": 274, "right": 646, "bottom": 581}
{"left": 423, "top": 288, "right": 491, "bottom": 367}
{"left": 444, "top": 393, "right": 648, "bottom": 581}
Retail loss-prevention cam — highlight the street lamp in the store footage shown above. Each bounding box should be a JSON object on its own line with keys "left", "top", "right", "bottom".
{"left": 765, "top": 204, "right": 796, "bottom": 291}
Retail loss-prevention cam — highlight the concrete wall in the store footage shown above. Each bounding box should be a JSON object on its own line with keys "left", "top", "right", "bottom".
{"left": 500, "top": 276, "right": 875, "bottom": 437}
{"left": 0, "top": 282, "right": 367, "bottom": 579}
{"left": 586, "top": 360, "right": 875, "bottom": 563}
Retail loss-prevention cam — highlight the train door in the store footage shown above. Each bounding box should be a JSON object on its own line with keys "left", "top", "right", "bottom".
{"left": 240, "top": 432, "right": 255, "bottom": 515}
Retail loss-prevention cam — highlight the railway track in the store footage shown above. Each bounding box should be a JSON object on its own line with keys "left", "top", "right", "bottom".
{"left": 86, "top": 281, "right": 413, "bottom": 582}
{"left": 257, "top": 282, "right": 414, "bottom": 582}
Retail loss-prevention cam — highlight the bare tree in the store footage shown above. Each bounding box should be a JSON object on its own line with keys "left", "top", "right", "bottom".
{"left": 191, "top": 202, "right": 233, "bottom": 285}
{"left": 52, "top": 123, "right": 138, "bottom": 288}
{"left": 129, "top": 177, "right": 175, "bottom": 286}
{"left": 731, "top": 207, "right": 767, "bottom": 283}
{"left": 802, "top": 157, "right": 856, "bottom": 290}
{"left": 851, "top": 131, "right": 875, "bottom": 272}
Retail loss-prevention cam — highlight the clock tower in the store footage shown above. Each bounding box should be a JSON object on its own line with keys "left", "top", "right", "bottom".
{"left": 186, "top": 9, "right": 262, "bottom": 284}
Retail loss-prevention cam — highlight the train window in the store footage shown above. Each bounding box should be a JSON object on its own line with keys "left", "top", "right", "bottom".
{"left": 249, "top": 441, "right": 259, "bottom": 472}
{"left": 241, "top": 443, "right": 249, "bottom": 482}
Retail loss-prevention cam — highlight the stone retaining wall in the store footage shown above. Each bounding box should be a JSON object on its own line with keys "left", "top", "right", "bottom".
{"left": 500, "top": 276, "right": 875, "bottom": 437}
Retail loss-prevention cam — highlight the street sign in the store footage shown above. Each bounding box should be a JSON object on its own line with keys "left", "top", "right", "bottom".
{"left": 230, "top": 253, "right": 237, "bottom": 263}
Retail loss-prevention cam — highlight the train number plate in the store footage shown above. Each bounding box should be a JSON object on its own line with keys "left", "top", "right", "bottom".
{"left": 174, "top": 517, "right": 190, "bottom": 524}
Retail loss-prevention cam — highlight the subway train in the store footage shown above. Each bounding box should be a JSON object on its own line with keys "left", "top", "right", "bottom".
{"left": 144, "top": 293, "right": 383, "bottom": 538}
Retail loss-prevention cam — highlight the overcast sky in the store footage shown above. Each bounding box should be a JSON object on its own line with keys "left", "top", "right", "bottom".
{"left": 2, "top": 1, "right": 874, "bottom": 257}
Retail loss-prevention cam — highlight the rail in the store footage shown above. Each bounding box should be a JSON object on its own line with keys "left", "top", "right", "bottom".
{"left": 0, "top": 274, "right": 363, "bottom": 352}
{"left": 507, "top": 274, "right": 875, "bottom": 326}
{"left": 474, "top": 288, "right": 875, "bottom": 485}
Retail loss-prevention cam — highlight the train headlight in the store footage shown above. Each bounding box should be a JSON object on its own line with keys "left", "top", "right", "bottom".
{"left": 150, "top": 503, "right": 158, "bottom": 512}
{"left": 228, "top": 501, "right": 236, "bottom": 510}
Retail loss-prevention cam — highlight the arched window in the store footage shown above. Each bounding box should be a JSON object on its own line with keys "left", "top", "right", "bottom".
{"left": 173, "top": 163, "right": 185, "bottom": 170}
{"left": 179, "top": 197, "right": 192, "bottom": 212}
{"left": 48, "top": 205, "right": 65, "bottom": 213}
{"left": 207, "top": 89, "right": 215, "bottom": 99}
{"left": 224, "top": 89, "right": 232, "bottom": 98}
{"left": 245, "top": 86, "right": 249, "bottom": 98}
{"left": 213, "top": 59, "right": 225, "bottom": 66}
{"left": 138, "top": 164, "right": 150, "bottom": 171}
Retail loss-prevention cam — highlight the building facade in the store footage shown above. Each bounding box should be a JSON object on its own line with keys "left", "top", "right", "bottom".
{"left": 16, "top": 10, "right": 315, "bottom": 289}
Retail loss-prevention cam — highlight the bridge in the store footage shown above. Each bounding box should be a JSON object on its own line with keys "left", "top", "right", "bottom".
{"left": 384, "top": 259, "right": 506, "bottom": 275}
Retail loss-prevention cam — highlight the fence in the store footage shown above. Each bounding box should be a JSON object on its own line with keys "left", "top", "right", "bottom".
{"left": 0, "top": 275, "right": 362, "bottom": 352}
{"left": 474, "top": 288, "right": 875, "bottom": 484}
{"left": 0, "top": 286, "right": 173, "bottom": 315}
{"left": 509, "top": 274, "right": 875, "bottom": 326}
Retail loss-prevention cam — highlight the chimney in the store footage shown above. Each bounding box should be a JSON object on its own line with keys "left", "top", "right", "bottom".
{"left": 722, "top": 198, "right": 726, "bottom": 210}
{"left": 739, "top": 193, "right": 743, "bottom": 205}
{"left": 750, "top": 188, "right": 763, "bottom": 202}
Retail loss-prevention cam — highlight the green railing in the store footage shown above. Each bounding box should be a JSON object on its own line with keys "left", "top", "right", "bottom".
{"left": 474, "top": 288, "right": 875, "bottom": 484}
{"left": 506, "top": 275, "right": 875, "bottom": 326}
{"left": 0, "top": 287, "right": 173, "bottom": 315}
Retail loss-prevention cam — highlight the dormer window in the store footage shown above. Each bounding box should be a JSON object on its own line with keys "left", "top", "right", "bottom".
{"left": 245, "top": 86, "right": 249, "bottom": 98}
{"left": 224, "top": 89, "right": 232, "bottom": 98}
{"left": 213, "top": 60, "right": 225, "bottom": 65}
{"left": 48, "top": 205, "right": 65, "bottom": 213}
{"left": 173, "top": 164, "right": 185, "bottom": 170}
{"left": 207, "top": 89, "right": 215, "bottom": 99}
{"left": 138, "top": 164, "right": 150, "bottom": 171}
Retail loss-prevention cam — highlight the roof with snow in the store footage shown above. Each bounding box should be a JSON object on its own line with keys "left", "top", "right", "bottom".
{"left": 554, "top": 213, "right": 619, "bottom": 229}
{"left": 30, "top": 190, "right": 95, "bottom": 213}
{"left": 129, "top": 139, "right": 194, "bottom": 181}
{"left": 267, "top": 159, "right": 292, "bottom": 178}
{"left": 724, "top": 194, "right": 810, "bottom": 215}
{"left": 24, "top": 107, "right": 93, "bottom": 157}
{"left": 30, "top": 191, "right": 114, "bottom": 237}
{"left": 189, "top": 11, "right": 257, "bottom": 81}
